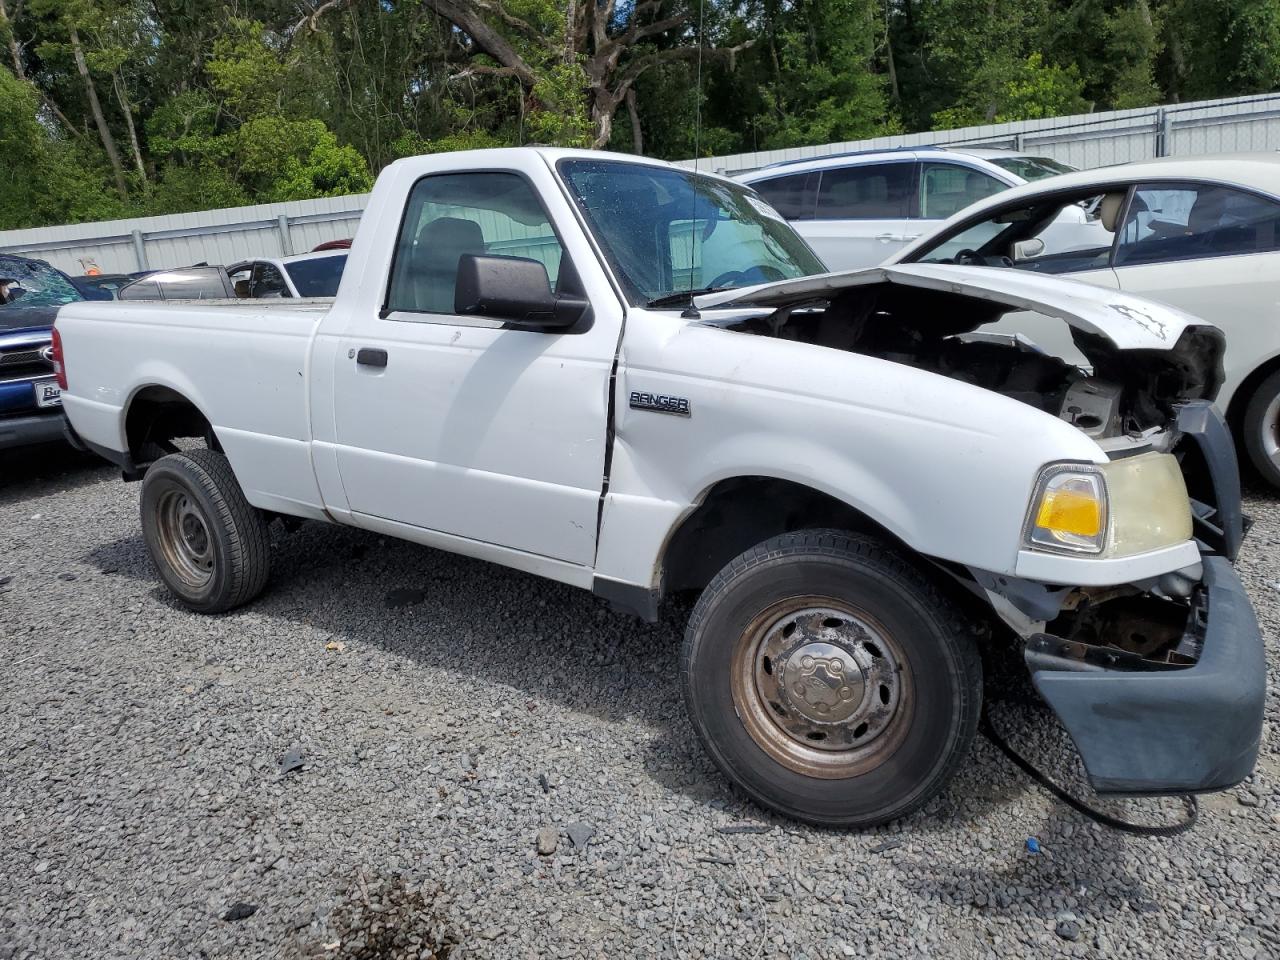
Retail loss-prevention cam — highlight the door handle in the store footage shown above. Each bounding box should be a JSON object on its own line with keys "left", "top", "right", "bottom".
{"left": 875, "top": 233, "right": 901, "bottom": 243}
{"left": 355, "top": 347, "right": 388, "bottom": 368}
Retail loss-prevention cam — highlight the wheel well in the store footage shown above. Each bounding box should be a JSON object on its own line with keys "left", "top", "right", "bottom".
{"left": 1225, "top": 354, "right": 1280, "bottom": 435}
{"left": 660, "top": 477, "right": 908, "bottom": 596}
{"left": 125, "top": 386, "right": 221, "bottom": 465}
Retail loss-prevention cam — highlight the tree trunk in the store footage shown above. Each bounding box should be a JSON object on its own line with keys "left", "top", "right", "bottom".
{"left": 113, "top": 70, "right": 148, "bottom": 186}
{"left": 0, "top": 0, "right": 24, "bottom": 79}
{"left": 883, "top": 1, "right": 899, "bottom": 103}
{"left": 625, "top": 87, "right": 642, "bottom": 154}
{"left": 69, "top": 24, "right": 128, "bottom": 198}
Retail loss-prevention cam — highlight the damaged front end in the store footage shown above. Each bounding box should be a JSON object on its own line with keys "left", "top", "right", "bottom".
{"left": 698, "top": 264, "right": 1264, "bottom": 796}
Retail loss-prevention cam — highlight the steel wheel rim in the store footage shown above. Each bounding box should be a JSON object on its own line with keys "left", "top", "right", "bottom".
{"left": 1262, "top": 392, "right": 1280, "bottom": 467}
{"left": 155, "top": 487, "right": 215, "bottom": 589}
{"left": 730, "top": 596, "right": 913, "bottom": 779}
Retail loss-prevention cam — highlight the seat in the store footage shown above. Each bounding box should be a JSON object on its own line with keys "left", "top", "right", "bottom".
{"left": 400, "top": 216, "right": 486, "bottom": 313}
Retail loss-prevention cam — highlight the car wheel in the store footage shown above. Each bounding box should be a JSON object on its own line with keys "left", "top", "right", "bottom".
{"left": 140, "top": 449, "right": 270, "bottom": 613}
{"left": 1243, "top": 370, "right": 1280, "bottom": 489}
{"left": 682, "top": 529, "right": 982, "bottom": 827}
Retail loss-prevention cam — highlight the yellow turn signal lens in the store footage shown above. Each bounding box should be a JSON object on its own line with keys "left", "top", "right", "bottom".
{"left": 1035, "top": 486, "right": 1102, "bottom": 537}
{"left": 1026, "top": 468, "right": 1107, "bottom": 553}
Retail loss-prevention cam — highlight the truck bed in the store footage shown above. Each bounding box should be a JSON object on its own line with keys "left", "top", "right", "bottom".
{"left": 56, "top": 300, "right": 331, "bottom": 518}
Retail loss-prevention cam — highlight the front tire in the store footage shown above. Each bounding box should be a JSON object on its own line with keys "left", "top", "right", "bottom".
{"left": 140, "top": 449, "right": 270, "bottom": 613}
{"left": 682, "top": 530, "right": 982, "bottom": 827}
{"left": 1243, "top": 370, "right": 1280, "bottom": 489}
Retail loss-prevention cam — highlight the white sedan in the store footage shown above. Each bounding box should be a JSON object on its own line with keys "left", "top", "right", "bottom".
{"left": 888, "top": 153, "right": 1280, "bottom": 488}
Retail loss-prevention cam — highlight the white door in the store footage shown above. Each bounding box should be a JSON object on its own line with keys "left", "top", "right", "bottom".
{"left": 799, "top": 160, "right": 917, "bottom": 269}
{"left": 328, "top": 170, "right": 616, "bottom": 566}
{"left": 1109, "top": 182, "right": 1280, "bottom": 406}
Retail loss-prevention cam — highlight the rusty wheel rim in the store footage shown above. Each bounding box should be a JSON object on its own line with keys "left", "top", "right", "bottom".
{"left": 730, "top": 596, "right": 913, "bottom": 779}
{"left": 154, "top": 487, "right": 215, "bottom": 590}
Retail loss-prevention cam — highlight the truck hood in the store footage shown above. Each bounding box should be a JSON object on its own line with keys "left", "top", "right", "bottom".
{"left": 0, "top": 304, "right": 58, "bottom": 333}
{"left": 695, "top": 263, "right": 1204, "bottom": 353}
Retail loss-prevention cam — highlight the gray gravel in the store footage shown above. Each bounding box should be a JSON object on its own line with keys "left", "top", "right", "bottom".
{"left": 1, "top": 447, "right": 1277, "bottom": 959}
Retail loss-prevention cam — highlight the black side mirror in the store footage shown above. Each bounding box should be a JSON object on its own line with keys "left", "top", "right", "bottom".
{"left": 454, "top": 254, "right": 589, "bottom": 330}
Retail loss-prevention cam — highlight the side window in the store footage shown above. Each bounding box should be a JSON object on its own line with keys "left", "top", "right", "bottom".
{"left": 1116, "top": 183, "right": 1280, "bottom": 267}
{"left": 386, "top": 172, "right": 564, "bottom": 316}
{"left": 252, "top": 263, "right": 290, "bottom": 298}
{"left": 751, "top": 172, "right": 818, "bottom": 220}
{"left": 919, "top": 162, "right": 1006, "bottom": 220}
{"left": 815, "top": 162, "right": 914, "bottom": 220}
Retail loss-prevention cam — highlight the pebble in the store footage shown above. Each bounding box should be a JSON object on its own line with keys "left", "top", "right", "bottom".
{"left": 1, "top": 449, "right": 1277, "bottom": 959}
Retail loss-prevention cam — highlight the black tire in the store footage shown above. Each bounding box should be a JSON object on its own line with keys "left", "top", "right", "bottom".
{"left": 682, "top": 529, "right": 982, "bottom": 828}
{"left": 1242, "top": 369, "right": 1280, "bottom": 489}
{"left": 139, "top": 449, "right": 271, "bottom": 613}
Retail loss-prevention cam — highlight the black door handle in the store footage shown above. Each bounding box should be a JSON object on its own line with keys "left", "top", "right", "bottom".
{"left": 356, "top": 347, "right": 388, "bottom": 368}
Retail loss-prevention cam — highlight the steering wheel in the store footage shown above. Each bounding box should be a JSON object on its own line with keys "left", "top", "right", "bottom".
{"left": 954, "top": 248, "right": 983, "bottom": 265}
{"left": 707, "top": 265, "right": 788, "bottom": 288}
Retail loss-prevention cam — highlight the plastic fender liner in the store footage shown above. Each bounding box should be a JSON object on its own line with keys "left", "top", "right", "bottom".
{"left": 1026, "top": 555, "right": 1264, "bottom": 795}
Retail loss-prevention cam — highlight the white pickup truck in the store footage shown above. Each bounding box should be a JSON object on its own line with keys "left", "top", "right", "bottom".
{"left": 54, "top": 148, "right": 1264, "bottom": 828}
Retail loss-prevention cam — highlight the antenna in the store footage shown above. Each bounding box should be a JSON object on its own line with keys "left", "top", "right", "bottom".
{"left": 682, "top": 0, "right": 706, "bottom": 319}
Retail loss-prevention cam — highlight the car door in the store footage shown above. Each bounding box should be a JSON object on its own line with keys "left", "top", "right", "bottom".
{"left": 327, "top": 169, "right": 615, "bottom": 567}
{"left": 798, "top": 160, "right": 918, "bottom": 270}
{"left": 1110, "top": 181, "right": 1280, "bottom": 404}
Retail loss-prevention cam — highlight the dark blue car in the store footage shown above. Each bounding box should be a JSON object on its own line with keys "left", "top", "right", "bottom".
{"left": 0, "top": 254, "right": 83, "bottom": 451}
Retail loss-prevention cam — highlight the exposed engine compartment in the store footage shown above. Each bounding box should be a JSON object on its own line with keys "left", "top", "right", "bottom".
{"left": 718, "top": 282, "right": 1224, "bottom": 440}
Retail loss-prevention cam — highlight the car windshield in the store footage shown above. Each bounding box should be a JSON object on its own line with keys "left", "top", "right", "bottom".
{"left": 284, "top": 254, "right": 347, "bottom": 297}
{"left": 989, "top": 156, "right": 1076, "bottom": 181}
{"left": 0, "top": 256, "right": 83, "bottom": 309}
{"left": 558, "top": 159, "right": 825, "bottom": 305}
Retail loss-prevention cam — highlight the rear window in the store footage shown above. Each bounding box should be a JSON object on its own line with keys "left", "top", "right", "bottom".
{"left": 285, "top": 255, "right": 347, "bottom": 297}
{"left": 750, "top": 172, "right": 819, "bottom": 220}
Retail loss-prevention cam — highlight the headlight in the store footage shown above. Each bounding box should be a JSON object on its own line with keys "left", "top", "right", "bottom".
{"left": 1024, "top": 453, "right": 1192, "bottom": 558}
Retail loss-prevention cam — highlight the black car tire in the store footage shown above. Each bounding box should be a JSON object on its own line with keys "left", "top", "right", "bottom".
{"left": 140, "top": 449, "right": 270, "bottom": 613}
{"left": 1243, "top": 369, "right": 1280, "bottom": 489}
{"left": 682, "top": 529, "right": 982, "bottom": 828}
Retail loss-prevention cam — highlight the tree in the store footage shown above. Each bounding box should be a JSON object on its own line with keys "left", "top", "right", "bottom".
{"left": 300, "top": 0, "right": 752, "bottom": 149}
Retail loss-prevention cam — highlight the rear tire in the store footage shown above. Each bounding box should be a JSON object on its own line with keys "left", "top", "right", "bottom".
{"left": 140, "top": 449, "right": 270, "bottom": 613}
{"left": 1243, "top": 370, "right": 1280, "bottom": 489}
{"left": 682, "top": 529, "right": 982, "bottom": 828}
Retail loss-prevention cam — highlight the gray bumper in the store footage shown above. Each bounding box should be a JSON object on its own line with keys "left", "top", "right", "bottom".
{"left": 1027, "top": 555, "right": 1265, "bottom": 795}
{"left": 0, "top": 411, "right": 68, "bottom": 451}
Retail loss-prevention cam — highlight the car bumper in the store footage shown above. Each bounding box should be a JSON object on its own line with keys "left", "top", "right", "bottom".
{"left": 0, "top": 411, "right": 68, "bottom": 450}
{"left": 1025, "top": 555, "right": 1264, "bottom": 795}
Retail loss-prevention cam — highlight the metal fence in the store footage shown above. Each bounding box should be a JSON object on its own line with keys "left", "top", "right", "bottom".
{"left": 2, "top": 91, "right": 1279, "bottom": 276}
{"left": 0, "top": 194, "right": 367, "bottom": 276}
{"left": 676, "top": 91, "right": 1280, "bottom": 176}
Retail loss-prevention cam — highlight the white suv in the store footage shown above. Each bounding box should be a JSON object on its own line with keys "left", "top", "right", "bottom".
{"left": 737, "top": 147, "right": 1091, "bottom": 268}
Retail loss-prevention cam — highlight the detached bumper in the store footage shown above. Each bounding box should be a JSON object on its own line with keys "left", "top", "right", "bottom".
{"left": 0, "top": 411, "right": 68, "bottom": 451}
{"left": 1026, "top": 555, "right": 1264, "bottom": 795}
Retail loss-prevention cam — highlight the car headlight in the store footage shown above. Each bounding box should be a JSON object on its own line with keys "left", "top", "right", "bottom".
{"left": 1024, "top": 453, "right": 1192, "bottom": 558}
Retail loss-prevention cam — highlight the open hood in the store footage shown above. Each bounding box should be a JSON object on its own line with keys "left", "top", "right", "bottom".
{"left": 695, "top": 263, "right": 1206, "bottom": 354}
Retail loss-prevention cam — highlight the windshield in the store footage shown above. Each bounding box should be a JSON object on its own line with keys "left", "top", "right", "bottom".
{"left": 284, "top": 254, "right": 346, "bottom": 297}
{"left": 989, "top": 156, "right": 1076, "bottom": 182}
{"left": 558, "top": 159, "right": 825, "bottom": 305}
{"left": 0, "top": 256, "right": 83, "bottom": 309}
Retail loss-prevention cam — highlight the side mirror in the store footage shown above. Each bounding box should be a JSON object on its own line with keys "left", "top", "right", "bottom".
{"left": 454, "top": 254, "right": 589, "bottom": 330}
{"left": 1013, "top": 238, "right": 1046, "bottom": 261}
{"left": 233, "top": 279, "right": 252, "bottom": 298}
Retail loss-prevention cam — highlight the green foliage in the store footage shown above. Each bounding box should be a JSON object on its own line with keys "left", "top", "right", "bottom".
{"left": 0, "top": 0, "right": 1275, "bottom": 231}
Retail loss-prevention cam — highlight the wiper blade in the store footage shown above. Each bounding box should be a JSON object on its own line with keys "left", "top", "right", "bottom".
{"left": 645, "top": 286, "right": 733, "bottom": 308}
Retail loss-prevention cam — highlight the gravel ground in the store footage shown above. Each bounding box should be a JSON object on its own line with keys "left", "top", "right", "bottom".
{"left": 1, "top": 447, "right": 1277, "bottom": 960}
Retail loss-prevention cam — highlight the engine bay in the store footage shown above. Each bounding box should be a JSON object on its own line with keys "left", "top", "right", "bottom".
{"left": 715, "top": 282, "right": 1224, "bottom": 441}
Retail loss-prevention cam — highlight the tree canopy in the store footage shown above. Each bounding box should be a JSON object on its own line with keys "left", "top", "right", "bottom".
{"left": 0, "top": 0, "right": 1276, "bottom": 230}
